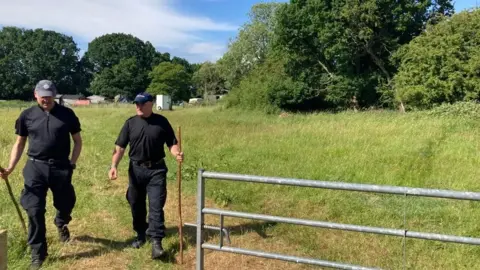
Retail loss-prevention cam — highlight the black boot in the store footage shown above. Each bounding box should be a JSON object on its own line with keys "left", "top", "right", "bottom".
{"left": 151, "top": 239, "right": 166, "bottom": 259}
{"left": 131, "top": 234, "right": 146, "bottom": 249}
{"left": 57, "top": 225, "right": 70, "bottom": 242}
{"left": 30, "top": 258, "right": 44, "bottom": 270}
{"left": 30, "top": 246, "right": 47, "bottom": 270}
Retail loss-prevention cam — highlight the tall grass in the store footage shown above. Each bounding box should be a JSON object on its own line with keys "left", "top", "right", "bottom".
{"left": 1, "top": 104, "right": 480, "bottom": 269}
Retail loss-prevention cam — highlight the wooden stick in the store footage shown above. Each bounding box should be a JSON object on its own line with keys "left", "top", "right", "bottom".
{"left": 0, "top": 166, "right": 27, "bottom": 235}
{"left": 177, "top": 126, "right": 183, "bottom": 264}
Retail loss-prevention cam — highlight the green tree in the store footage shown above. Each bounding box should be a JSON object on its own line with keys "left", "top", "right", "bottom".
{"left": 84, "top": 33, "right": 174, "bottom": 99}
{"left": 392, "top": 9, "right": 480, "bottom": 109}
{"left": 83, "top": 33, "right": 158, "bottom": 73}
{"left": 274, "top": 0, "right": 454, "bottom": 110}
{"left": 190, "top": 63, "right": 202, "bottom": 74}
{"left": 217, "top": 2, "right": 282, "bottom": 89}
{"left": 192, "top": 62, "right": 225, "bottom": 98}
{"left": 153, "top": 52, "right": 171, "bottom": 67}
{"left": 172, "top": 56, "right": 194, "bottom": 74}
{"left": 0, "top": 27, "right": 84, "bottom": 99}
{"left": 224, "top": 50, "right": 326, "bottom": 113}
{"left": 147, "top": 62, "right": 191, "bottom": 102}
{"left": 89, "top": 57, "right": 148, "bottom": 98}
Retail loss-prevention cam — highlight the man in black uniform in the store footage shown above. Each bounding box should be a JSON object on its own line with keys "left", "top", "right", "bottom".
{"left": 108, "top": 92, "right": 183, "bottom": 260}
{"left": 0, "top": 80, "right": 82, "bottom": 269}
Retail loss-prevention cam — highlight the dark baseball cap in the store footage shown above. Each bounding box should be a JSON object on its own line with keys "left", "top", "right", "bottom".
{"left": 34, "top": 80, "right": 57, "bottom": 97}
{"left": 133, "top": 92, "right": 154, "bottom": 104}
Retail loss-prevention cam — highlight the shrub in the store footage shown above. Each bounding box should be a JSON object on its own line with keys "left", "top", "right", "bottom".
{"left": 392, "top": 9, "right": 480, "bottom": 109}
{"left": 426, "top": 101, "right": 480, "bottom": 119}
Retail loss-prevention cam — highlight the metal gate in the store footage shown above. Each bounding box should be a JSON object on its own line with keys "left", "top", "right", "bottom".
{"left": 195, "top": 169, "right": 480, "bottom": 270}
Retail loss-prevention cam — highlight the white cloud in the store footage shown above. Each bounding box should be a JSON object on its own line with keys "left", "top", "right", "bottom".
{"left": 187, "top": 42, "right": 226, "bottom": 62}
{"left": 0, "top": 0, "right": 237, "bottom": 61}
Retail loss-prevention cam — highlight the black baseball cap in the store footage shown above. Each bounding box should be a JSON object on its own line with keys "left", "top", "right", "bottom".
{"left": 133, "top": 92, "right": 154, "bottom": 104}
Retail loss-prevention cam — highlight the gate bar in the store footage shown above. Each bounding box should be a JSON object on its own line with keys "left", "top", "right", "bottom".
{"left": 202, "top": 244, "right": 381, "bottom": 270}
{"left": 203, "top": 208, "right": 480, "bottom": 245}
{"left": 202, "top": 171, "right": 480, "bottom": 201}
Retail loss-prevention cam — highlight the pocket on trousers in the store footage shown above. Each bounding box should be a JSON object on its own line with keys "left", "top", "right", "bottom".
{"left": 19, "top": 187, "right": 41, "bottom": 211}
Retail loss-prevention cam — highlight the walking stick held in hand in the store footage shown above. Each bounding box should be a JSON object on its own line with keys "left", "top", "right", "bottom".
{"left": 0, "top": 166, "right": 27, "bottom": 234}
{"left": 177, "top": 126, "right": 183, "bottom": 264}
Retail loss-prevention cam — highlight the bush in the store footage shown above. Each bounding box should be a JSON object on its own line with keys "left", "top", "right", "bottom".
{"left": 223, "top": 54, "right": 285, "bottom": 114}
{"left": 223, "top": 73, "right": 280, "bottom": 114}
{"left": 426, "top": 101, "right": 480, "bottom": 119}
{"left": 224, "top": 52, "right": 330, "bottom": 113}
{"left": 392, "top": 9, "right": 480, "bottom": 109}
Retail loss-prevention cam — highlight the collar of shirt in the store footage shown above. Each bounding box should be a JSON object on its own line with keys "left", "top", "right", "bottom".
{"left": 36, "top": 102, "right": 59, "bottom": 114}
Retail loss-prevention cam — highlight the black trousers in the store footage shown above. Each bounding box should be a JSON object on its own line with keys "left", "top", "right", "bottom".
{"left": 20, "top": 159, "right": 76, "bottom": 260}
{"left": 127, "top": 161, "right": 168, "bottom": 240}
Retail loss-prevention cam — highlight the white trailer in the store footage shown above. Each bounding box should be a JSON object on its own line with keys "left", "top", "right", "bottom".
{"left": 156, "top": 95, "right": 172, "bottom": 110}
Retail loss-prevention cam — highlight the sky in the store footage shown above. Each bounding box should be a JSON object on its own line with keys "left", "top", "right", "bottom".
{"left": 0, "top": 0, "right": 477, "bottom": 64}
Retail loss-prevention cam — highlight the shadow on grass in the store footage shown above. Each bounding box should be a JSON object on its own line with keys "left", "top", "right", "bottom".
{"left": 51, "top": 221, "right": 277, "bottom": 263}
{"left": 168, "top": 220, "right": 278, "bottom": 247}
{"left": 52, "top": 235, "right": 137, "bottom": 261}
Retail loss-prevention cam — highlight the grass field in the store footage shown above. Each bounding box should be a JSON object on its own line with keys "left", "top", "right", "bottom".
{"left": 1, "top": 104, "right": 480, "bottom": 269}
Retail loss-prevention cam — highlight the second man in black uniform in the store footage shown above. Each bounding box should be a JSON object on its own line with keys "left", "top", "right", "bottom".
{"left": 0, "top": 80, "right": 82, "bottom": 270}
{"left": 108, "top": 92, "right": 183, "bottom": 260}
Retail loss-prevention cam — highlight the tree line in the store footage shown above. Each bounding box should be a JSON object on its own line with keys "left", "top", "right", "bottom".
{"left": 0, "top": 28, "right": 203, "bottom": 101}
{"left": 1, "top": 1, "right": 479, "bottom": 112}
{"left": 219, "top": 1, "right": 479, "bottom": 112}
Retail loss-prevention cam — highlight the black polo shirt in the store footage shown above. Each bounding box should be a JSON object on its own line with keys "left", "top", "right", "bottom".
{"left": 15, "top": 103, "right": 81, "bottom": 161}
{"left": 115, "top": 113, "right": 178, "bottom": 162}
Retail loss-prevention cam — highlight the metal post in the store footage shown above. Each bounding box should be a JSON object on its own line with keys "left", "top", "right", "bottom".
{"left": 219, "top": 214, "right": 224, "bottom": 248}
{"left": 196, "top": 169, "right": 205, "bottom": 270}
{"left": 184, "top": 223, "right": 232, "bottom": 244}
{"left": 0, "top": 230, "right": 6, "bottom": 270}
{"left": 402, "top": 192, "right": 407, "bottom": 270}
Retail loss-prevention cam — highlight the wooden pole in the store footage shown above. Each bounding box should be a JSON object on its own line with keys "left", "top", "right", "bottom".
{"left": 177, "top": 126, "right": 183, "bottom": 264}
{"left": 0, "top": 230, "right": 6, "bottom": 270}
{"left": 0, "top": 166, "right": 27, "bottom": 235}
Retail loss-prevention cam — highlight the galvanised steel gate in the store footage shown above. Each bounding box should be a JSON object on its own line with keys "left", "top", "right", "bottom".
{"left": 195, "top": 169, "right": 480, "bottom": 270}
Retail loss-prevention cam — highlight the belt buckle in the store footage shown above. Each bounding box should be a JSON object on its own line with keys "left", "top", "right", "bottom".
{"left": 47, "top": 159, "right": 55, "bottom": 165}
{"left": 144, "top": 161, "right": 152, "bottom": 168}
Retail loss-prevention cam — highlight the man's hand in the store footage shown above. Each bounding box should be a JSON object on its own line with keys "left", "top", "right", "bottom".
{"left": 108, "top": 167, "right": 118, "bottom": 180}
{"left": 176, "top": 152, "right": 184, "bottom": 163}
{"left": 0, "top": 167, "right": 12, "bottom": 180}
{"left": 169, "top": 145, "right": 184, "bottom": 163}
{"left": 110, "top": 146, "right": 125, "bottom": 181}
{"left": 3, "top": 135, "right": 26, "bottom": 181}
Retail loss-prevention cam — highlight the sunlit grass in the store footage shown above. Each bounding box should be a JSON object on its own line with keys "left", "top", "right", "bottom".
{"left": 1, "top": 105, "right": 480, "bottom": 269}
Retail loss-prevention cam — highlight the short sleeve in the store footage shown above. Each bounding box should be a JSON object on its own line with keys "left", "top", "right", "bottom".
{"left": 14, "top": 112, "right": 28, "bottom": 137}
{"left": 69, "top": 113, "right": 82, "bottom": 134}
{"left": 163, "top": 119, "right": 178, "bottom": 147}
{"left": 115, "top": 120, "right": 130, "bottom": 148}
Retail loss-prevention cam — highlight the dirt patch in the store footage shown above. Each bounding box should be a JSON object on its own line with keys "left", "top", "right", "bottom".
{"left": 162, "top": 189, "right": 315, "bottom": 270}
{"left": 178, "top": 233, "right": 313, "bottom": 270}
{"left": 56, "top": 251, "right": 130, "bottom": 270}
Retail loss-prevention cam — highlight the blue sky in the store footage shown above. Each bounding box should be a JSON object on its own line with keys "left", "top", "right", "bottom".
{"left": 0, "top": 0, "right": 477, "bottom": 64}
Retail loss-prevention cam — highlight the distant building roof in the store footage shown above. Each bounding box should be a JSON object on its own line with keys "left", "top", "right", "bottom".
{"left": 60, "top": 94, "right": 86, "bottom": 100}
{"left": 87, "top": 95, "right": 106, "bottom": 100}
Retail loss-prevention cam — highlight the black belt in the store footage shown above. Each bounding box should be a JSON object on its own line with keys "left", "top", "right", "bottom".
{"left": 28, "top": 157, "right": 69, "bottom": 165}
{"left": 132, "top": 159, "right": 164, "bottom": 168}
